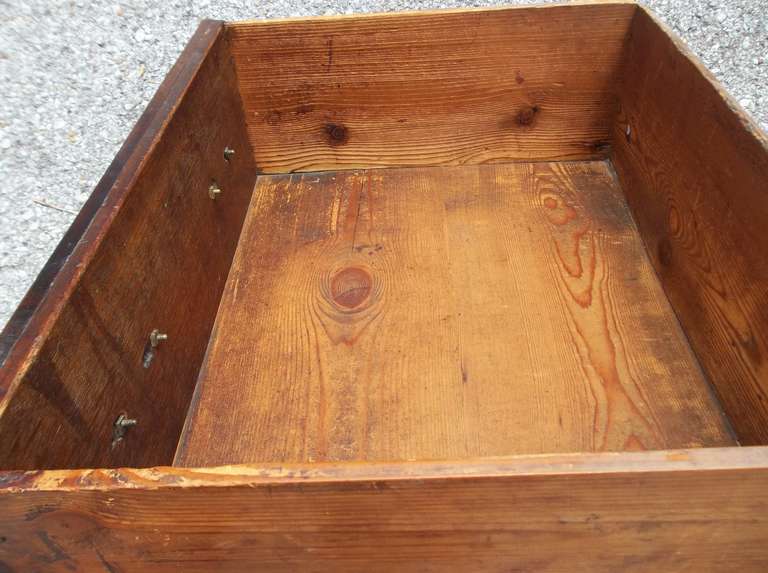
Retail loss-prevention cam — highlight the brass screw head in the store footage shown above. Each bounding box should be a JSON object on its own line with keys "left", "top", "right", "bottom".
{"left": 115, "top": 414, "right": 138, "bottom": 428}
{"left": 149, "top": 329, "right": 168, "bottom": 348}
{"left": 208, "top": 183, "right": 222, "bottom": 200}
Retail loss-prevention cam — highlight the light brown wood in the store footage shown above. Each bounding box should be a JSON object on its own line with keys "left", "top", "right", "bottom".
{"left": 226, "top": 2, "right": 635, "bottom": 172}
{"left": 175, "top": 161, "right": 733, "bottom": 466}
{"left": 611, "top": 7, "right": 768, "bottom": 444}
{"left": 0, "top": 22, "right": 257, "bottom": 470}
{"left": 3, "top": 447, "right": 768, "bottom": 572}
{"left": 2, "top": 3, "right": 768, "bottom": 570}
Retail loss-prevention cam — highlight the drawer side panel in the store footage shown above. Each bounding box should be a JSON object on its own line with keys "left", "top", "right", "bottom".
{"left": 612, "top": 7, "right": 768, "bottom": 444}
{"left": 0, "top": 21, "right": 256, "bottom": 470}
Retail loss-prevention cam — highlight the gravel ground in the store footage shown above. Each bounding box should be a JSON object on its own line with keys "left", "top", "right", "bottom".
{"left": 0, "top": 0, "right": 765, "bottom": 329}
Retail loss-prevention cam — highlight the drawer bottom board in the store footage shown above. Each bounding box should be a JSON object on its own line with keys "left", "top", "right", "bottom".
{"left": 175, "top": 160, "right": 734, "bottom": 466}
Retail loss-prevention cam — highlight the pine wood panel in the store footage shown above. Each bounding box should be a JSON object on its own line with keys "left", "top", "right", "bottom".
{"left": 0, "top": 21, "right": 256, "bottom": 470}
{"left": 175, "top": 161, "right": 733, "bottom": 466}
{"left": 612, "top": 7, "right": 768, "bottom": 444}
{"left": 226, "top": 2, "right": 636, "bottom": 172}
{"left": 2, "top": 448, "right": 768, "bottom": 571}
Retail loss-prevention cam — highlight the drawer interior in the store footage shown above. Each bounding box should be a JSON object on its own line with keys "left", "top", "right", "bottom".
{"left": 1, "top": 3, "right": 766, "bottom": 471}
{"left": 174, "top": 160, "right": 735, "bottom": 467}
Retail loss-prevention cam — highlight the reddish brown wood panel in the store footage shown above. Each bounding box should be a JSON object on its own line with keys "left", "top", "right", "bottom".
{"left": 176, "top": 161, "right": 733, "bottom": 467}
{"left": 612, "top": 7, "right": 768, "bottom": 444}
{"left": 2, "top": 448, "right": 768, "bottom": 572}
{"left": 0, "top": 21, "right": 256, "bottom": 470}
{"left": 227, "top": 2, "right": 636, "bottom": 172}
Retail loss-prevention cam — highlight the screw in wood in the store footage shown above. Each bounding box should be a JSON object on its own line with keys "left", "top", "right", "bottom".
{"left": 116, "top": 415, "right": 138, "bottom": 429}
{"left": 149, "top": 329, "right": 168, "bottom": 349}
{"left": 112, "top": 413, "right": 138, "bottom": 448}
{"left": 223, "top": 146, "right": 236, "bottom": 161}
{"left": 208, "top": 182, "right": 222, "bottom": 200}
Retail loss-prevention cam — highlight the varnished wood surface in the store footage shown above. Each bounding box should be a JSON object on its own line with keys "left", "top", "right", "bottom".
{"left": 227, "top": 2, "right": 635, "bottom": 172}
{"left": 176, "top": 161, "right": 733, "bottom": 466}
{"left": 0, "top": 22, "right": 223, "bottom": 375}
{"left": 2, "top": 447, "right": 768, "bottom": 571}
{"left": 0, "top": 21, "right": 257, "bottom": 470}
{"left": 612, "top": 7, "right": 768, "bottom": 444}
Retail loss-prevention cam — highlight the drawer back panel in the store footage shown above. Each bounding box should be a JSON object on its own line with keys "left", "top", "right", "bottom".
{"left": 227, "top": 3, "right": 636, "bottom": 172}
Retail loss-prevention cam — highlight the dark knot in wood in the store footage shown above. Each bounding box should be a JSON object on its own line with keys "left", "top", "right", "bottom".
{"left": 331, "top": 267, "right": 372, "bottom": 309}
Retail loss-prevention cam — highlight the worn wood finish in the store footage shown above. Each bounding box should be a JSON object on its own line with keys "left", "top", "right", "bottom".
{"left": 2, "top": 3, "right": 768, "bottom": 571}
{"left": 0, "top": 21, "right": 256, "bottom": 470}
{"left": 2, "top": 447, "right": 768, "bottom": 571}
{"left": 611, "top": 7, "right": 768, "bottom": 444}
{"left": 176, "top": 161, "right": 733, "bottom": 467}
{"left": 0, "top": 21, "right": 222, "bottom": 377}
{"left": 227, "top": 2, "right": 635, "bottom": 172}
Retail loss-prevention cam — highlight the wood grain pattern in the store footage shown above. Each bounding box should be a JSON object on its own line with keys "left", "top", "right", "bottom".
{"left": 612, "top": 7, "right": 768, "bottom": 444}
{"left": 0, "top": 21, "right": 257, "bottom": 470}
{"left": 2, "top": 447, "right": 768, "bottom": 572}
{"left": 226, "top": 2, "right": 635, "bottom": 172}
{"left": 176, "top": 161, "right": 733, "bottom": 467}
{"left": 0, "top": 21, "right": 221, "bottom": 377}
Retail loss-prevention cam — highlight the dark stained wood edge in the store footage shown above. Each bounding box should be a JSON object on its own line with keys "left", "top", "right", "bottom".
{"left": 1, "top": 446, "right": 766, "bottom": 492}
{"left": 0, "top": 20, "right": 224, "bottom": 402}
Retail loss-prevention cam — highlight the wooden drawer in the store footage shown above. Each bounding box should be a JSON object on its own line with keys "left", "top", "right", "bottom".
{"left": 1, "top": 2, "right": 767, "bottom": 570}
